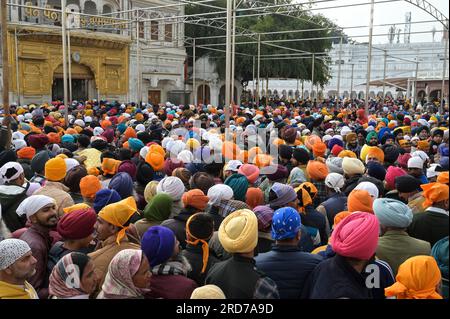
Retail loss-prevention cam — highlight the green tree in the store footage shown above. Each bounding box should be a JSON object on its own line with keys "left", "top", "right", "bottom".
{"left": 185, "top": 0, "right": 346, "bottom": 88}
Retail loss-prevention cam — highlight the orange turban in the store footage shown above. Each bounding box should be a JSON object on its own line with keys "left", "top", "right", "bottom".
{"left": 240, "top": 150, "right": 249, "bottom": 164}
{"left": 65, "top": 128, "right": 78, "bottom": 135}
{"left": 348, "top": 189, "right": 374, "bottom": 213}
{"left": 338, "top": 150, "right": 357, "bottom": 158}
{"left": 272, "top": 138, "right": 285, "bottom": 146}
{"left": 98, "top": 197, "right": 138, "bottom": 245}
{"left": 182, "top": 189, "right": 209, "bottom": 211}
{"left": 122, "top": 141, "right": 129, "bottom": 149}
{"left": 366, "top": 146, "right": 385, "bottom": 163}
{"left": 148, "top": 144, "right": 165, "bottom": 157}
{"left": 333, "top": 211, "right": 351, "bottom": 228}
{"left": 248, "top": 147, "right": 263, "bottom": 162}
{"left": 124, "top": 127, "right": 137, "bottom": 140}
{"left": 102, "top": 158, "right": 121, "bottom": 176}
{"left": 17, "top": 147, "right": 36, "bottom": 160}
{"left": 305, "top": 135, "right": 322, "bottom": 150}
{"left": 47, "top": 132, "right": 61, "bottom": 144}
{"left": 222, "top": 141, "right": 240, "bottom": 160}
{"left": 417, "top": 140, "right": 430, "bottom": 151}
{"left": 312, "top": 141, "right": 327, "bottom": 158}
{"left": 63, "top": 203, "right": 91, "bottom": 214}
{"left": 437, "top": 172, "right": 449, "bottom": 184}
{"left": 101, "top": 120, "right": 112, "bottom": 130}
{"left": 145, "top": 152, "right": 164, "bottom": 171}
{"left": 385, "top": 256, "right": 442, "bottom": 299}
{"left": 421, "top": 182, "right": 449, "bottom": 208}
{"left": 88, "top": 167, "right": 100, "bottom": 176}
{"left": 135, "top": 113, "right": 144, "bottom": 122}
{"left": 306, "top": 160, "right": 328, "bottom": 181}
{"left": 245, "top": 187, "right": 264, "bottom": 209}
{"left": 398, "top": 140, "right": 411, "bottom": 148}
{"left": 80, "top": 175, "right": 102, "bottom": 199}
{"left": 253, "top": 154, "right": 272, "bottom": 168}
{"left": 295, "top": 182, "right": 318, "bottom": 212}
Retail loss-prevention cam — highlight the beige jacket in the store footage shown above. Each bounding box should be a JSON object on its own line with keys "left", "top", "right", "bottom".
{"left": 33, "top": 181, "right": 74, "bottom": 216}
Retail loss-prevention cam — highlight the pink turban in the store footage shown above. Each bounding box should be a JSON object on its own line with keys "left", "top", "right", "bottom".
{"left": 385, "top": 166, "right": 407, "bottom": 190}
{"left": 330, "top": 212, "right": 379, "bottom": 260}
{"left": 238, "top": 164, "right": 260, "bottom": 184}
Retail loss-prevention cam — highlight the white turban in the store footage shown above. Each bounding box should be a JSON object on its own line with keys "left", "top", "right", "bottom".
{"left": 135, "top": 124, "right": 146, "bottom": 132}
{"left": 139, "top": 146, "right": 149, "bottom": 160}
{"left": 342, "top": 157, "right": 365, "bottom": 176}
{"left": 0, "top": 239, "right": 31, "bottom": 270}
{"left": 302, "top": 129, "right": 311, "bottom": 136}
{"left": 74, "top": 119, "right": 85, "bottom": 127}
{"left": 418, "top": 119, "right": 429, "bottom": 127}
{"left": 12, "top": 139, "right": 27, "bottom": 151}
{"left": 207, "top": 184, "right": 234, "bottom": 206}
{"left": 411, "top": 150, "right": 429, "bottom": 162}
{"left": 93, "top": 127, "right": 104, "bottom": 136}
{"left": 177, "top": 150, "right": 194, "bottom": 163}
{"left": 12, "top": 131, "right": 25, "bottom": 140}
{"left": 16, "top": 195, "right": 56, "bottom": 219}
{"left": 326, "top": 157, "right": 344, "bottom": 175}
{"left": 169, "top": 140, "right": 186, "bottom": 157}
{"left": 156, "top": 176, "right": 185, "bottom": 201}
{"left": 325, "top": 173, "right": 345, "bottom": 193}
{"left": 355, "top": 181, "right": 379, "bottom": 199}
{"left": 64, "top": 158, "right": 80, "bottom": 172}
{"left": 340, "top": 126, "right": 352, "bottom": 136}
{"left": 322, "top": 135, "right": 332, "bottom": 143}
{"left": 0, "top": 162, "right": 24, "bottom": 184}
{"left": 84, "top": 116, "right": 92, "bottom": 123}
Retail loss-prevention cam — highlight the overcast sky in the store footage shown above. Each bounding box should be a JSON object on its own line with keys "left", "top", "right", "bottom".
{"left": 302, "top": 0, "right": 448, "bottom": 44}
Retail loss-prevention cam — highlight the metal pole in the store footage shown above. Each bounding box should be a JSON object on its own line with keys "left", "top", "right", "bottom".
{"left": 336, "top": 37, "right": 342, "bottom": 99}
{"left": 441, "top": 22, "right": 448, "bottom": 114}
{"left": 67, "top": 29, "right": 72, "bottom": 103}
{"left": 224, "top": 0, "right": 232, "bottom": 126}
{"left": 301, "top": 80, "right": 304, "bottom": 99}
{"left": 365, "top": 0, "right": 375, "bottom": 115}
{"left": 413, "top": 55, "right": 419, "bottom": 105}
{"left": 256, "top": 33, "right": 260, "bottom": 107}
{"left": 136, "top": 15, "right": 141, "bottom": 104}
{"left": 382, "top": 50, "right": 387, "bottom": 98}
{"left": 252, "top": 55, "right": 255, "bottom": 106}
{"left": 230, "top": 0, "right": 236, "bottom": 105}
{"left": 61, "top": 0, "right": 69, "bottom": 127}
{"left": 193, "top": 38, "right": 196, "bottom": 105}
{"left": 311, "top": 53, "right": 315, "bottom": 98}
{"left": 14, "top": 27, "right": 20, "bottom": 105}
{"left": 1, "top": 0, "right": 9, "bottom": 116}
{"left": 350, "top": 63, "right": 354, "bottom": 99}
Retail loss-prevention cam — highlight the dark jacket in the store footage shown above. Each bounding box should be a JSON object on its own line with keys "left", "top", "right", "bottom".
{"left": 204, "top": 205, "right": 225, "bottom": 231}
{"left": 20, "top": 224, "right": 52, "bottom": 299}
{"left": 303, "top": 254, "right": 373, "bottom": 299}
{"left": 408, "top": 207, "right": 449, "bottom": 247}
{"left": 257, "top": 233, "right": 274, "bottom": 254}
{"left": 255, "top": 245, "right": 323, "bottom": 299}
{"left": 0, "top": 183, "right": 29, "bottom": 232}
{"left": 320, "top": 192, "right": 348, "bottom": 227}
{"left": 160, "top": 208, "right": 196, "bottom": 249}
{"left": 180, "top": 244, "right": 220, "bottom": 286}
{"left": 18, "top": 159, "right": 34, "bottom": 180}
{"left": 301, "top": 206, "right": 328, "bottom": 246}
{"left": 343, "top": 174, "right": 363, "bottom": 196}
{"left": 205, "top": 254, "right": 278, "bottom": 299}
{"left": 47, "top": 241, "right": 94, "bottom": 275}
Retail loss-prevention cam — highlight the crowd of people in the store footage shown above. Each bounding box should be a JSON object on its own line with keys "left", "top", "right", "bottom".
{"left": 0, "top": 96, "right": 448, "bottom": 300}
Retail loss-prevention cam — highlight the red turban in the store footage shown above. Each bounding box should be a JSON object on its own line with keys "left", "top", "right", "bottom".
{"left": 57, "top": 208, "right": 97, "bottom": 240}
{"left": 28, "top": 133, "right": 49, "bottom": 149}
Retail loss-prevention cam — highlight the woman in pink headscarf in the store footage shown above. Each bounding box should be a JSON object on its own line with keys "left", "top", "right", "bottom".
{"left": 97, "top": 249, "right": 151, "bottom": 299}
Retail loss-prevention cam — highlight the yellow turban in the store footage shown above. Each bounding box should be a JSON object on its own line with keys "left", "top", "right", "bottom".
{"left": 190, "top": 285, "right": 226, "bottom": 299}
{"left": 360, "top": 144, "right": 370, "bottom": 161}
{"left": 366, "top": 146, "right": 384, "bottom": 163}
{"left": 186, "top": 138, "right": 201, "bottom": 151}
{"left": 144, "top": 181, "right": 159, "bottom": 203}
{"left": 98, "top": 197, "right": 138, "bottom": 245}
{"left": 218, "top": 209, "right": 258, "bottom": 253}
{"left": 338, "top": 150, "right": 357, "bottom": 159}
{"left": 45, "top": 157, "right": 67, "bottom": 181}
{"left": 63, "top": 203, "right": 91, "bottom": 214}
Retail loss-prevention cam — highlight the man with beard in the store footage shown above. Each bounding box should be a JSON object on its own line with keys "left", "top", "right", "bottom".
{"left": 345, "top": 132, "right": 361, "bottom": 158}
{"left": 393, "top": 128, "right": 404, "bottom": 144}
{"left": 0, "top": 239, "right": 38, "bottom": 299}
{"left": 366, "top": 131, "right": 379, "bottom": 146}
{"left": 17, "top": 195, "right": 58, "bottom": 299}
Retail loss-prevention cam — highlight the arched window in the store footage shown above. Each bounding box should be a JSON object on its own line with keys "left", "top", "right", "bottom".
{"left": 84, "top": 1, "right": 97, "bottom": 15}
{"left": 151, "top": 21, "right": 159, "bottom": 40}
{"left": 165, "top": 23, "right": 173, "bottom": 42}
{"left": 103, "top": 5, "right": 112, "bottom": 14}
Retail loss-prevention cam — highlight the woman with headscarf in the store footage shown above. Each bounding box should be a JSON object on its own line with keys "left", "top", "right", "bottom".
{"left": 385, "top": 256, "right": 443, "bottom": 299}
{"left": 48, "top": 252, "right": 98, "bottom": 299}
{"left": 316, "top": 173, "right": 347, "bottom": 231}
{"left": 134, "top": 193, "right": 173, "bottom": 240}
{"left": 296, "top": 182, "right": 328, "bottom": 247}
{"left": 97, "top": 249, "right": 151, "bottom": 299}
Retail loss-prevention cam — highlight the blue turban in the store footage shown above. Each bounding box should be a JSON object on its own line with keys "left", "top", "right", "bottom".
{"left": 128, "top": 138, "right": 144, "bottom": 152}
{"left": 224, "top": 173, "right": 249, "bottom": 202}
{"left": 440, "top": 156, "right": 449, "bottom": 170}
{"left": 271, "top": 207, "right": 302, "bottom": 240}
{"left": 61, "top": 134, "right": 75, "bottom": 144}
{"left": 377, "top": 127, "right": 392, "bottom": 141}
{"left": 367, "top": 161, "right": 386, "bottom": 181}
{"left": 141, "top": 226, "right": 176, "bottom": 267}
{"left": 432, "top": 237, "right": 449, "bottom": 295}
{"left": 117, "top": 123, "right": 127, "bottom": 134}
{"left": 108, "top": 172, "right": 134, "bottom": 200}
{"left": 93, "top": 189, "right": 121, "bottom": 213}
{"left": 328, "top": 138, "right": 344, "bottom": 151}
{"left": 373, "top": 198, "right": 412, "bottom": 228}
